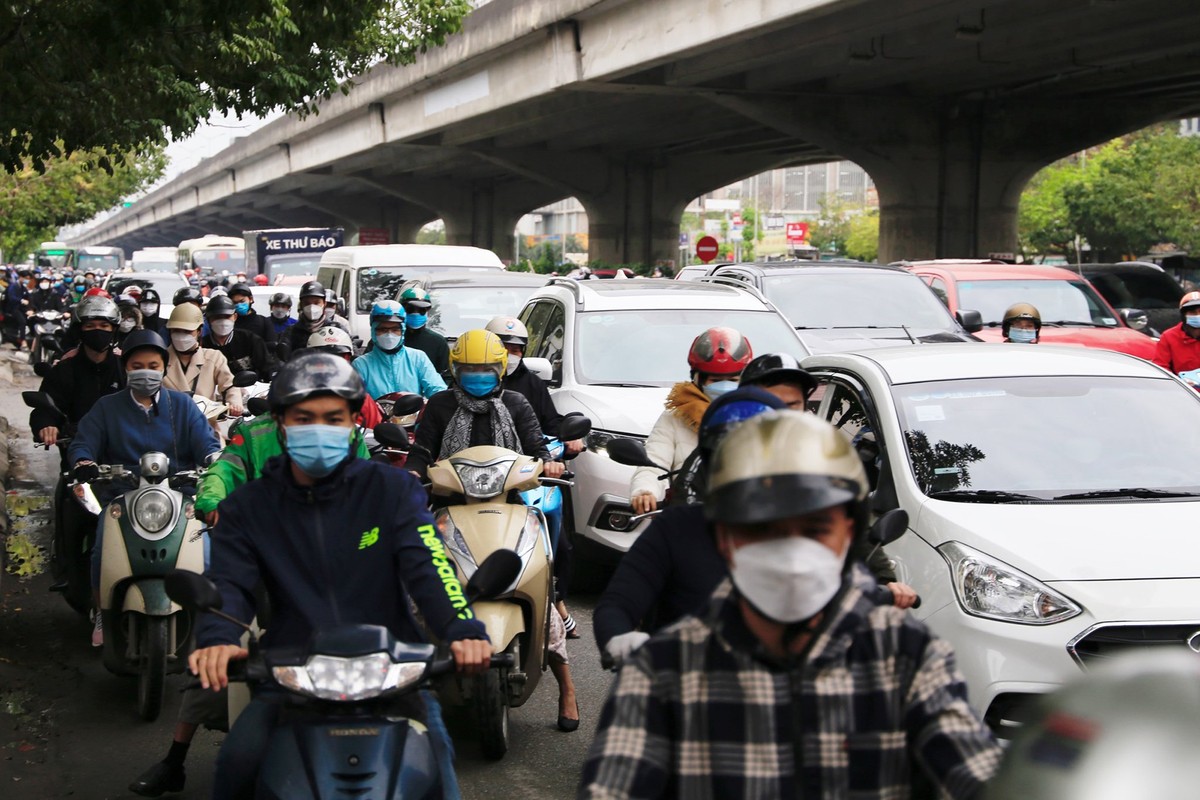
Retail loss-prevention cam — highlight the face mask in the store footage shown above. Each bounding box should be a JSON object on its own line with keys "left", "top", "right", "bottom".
{"left": 127, "top": 369, "right": 163, "bottom": 398}
{"left": 271, "top": 307, "right": 289, "bottom": 320}
{"left": 302, "top": 304, "right": 324, "bottom": 321}
{"left": 728, "top": 535, "right": 846, "bottom": 623}
{"left": 234, "top": 301, "right": 250, "bottom": 315}
{"left": 1186, "top": 316, "right": 1200, "bottom": 329}
{"left": 285, "top": 424, "right": 351, "bottom": 478}
{"left": 406, "top": 312, "right": 428, "bottom": 330}
{"left": 118, "top": 319, "right": 136, "bottom": 333}
{"left": 1008, "top": 328, "right": 1037, "bottom": 343}
{"left": 140, "top": 303, "right": 158, "bottom": 317}
{"left": 375, "top": 332, "right": 402, "bottom": 352}
{"left": 39, "top": 281, "right": 49, "bottom": 290}
{"left": 703, "top": 380, "right": 739, "bottom": 400}
{"left": 80, "top": 328, "right": 114, "bottom": 353}
{"left": 171, "top": 333, "right": 198, "bottom": 353}
{"left": 323, "top": 307, "right": 336, "bottom": 322}
{"left": 210, "top": 319, "right": 235, "bottom": 337}
{"left": 459, "top": 371, "right": 499, "bottom": 398}
{"left": 505, "top": 356, "right": 521, "bottom": 376}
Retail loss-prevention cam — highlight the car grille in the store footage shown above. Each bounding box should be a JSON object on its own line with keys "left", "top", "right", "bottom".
{"left": 1068, "top": 623, "right": 1200, "bottom": 668}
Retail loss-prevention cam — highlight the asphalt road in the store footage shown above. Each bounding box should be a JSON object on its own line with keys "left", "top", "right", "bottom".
{"left": 0, "top": 348, "right": 614, "bottom": 799}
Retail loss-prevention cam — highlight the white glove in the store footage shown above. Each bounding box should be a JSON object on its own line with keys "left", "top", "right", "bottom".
{"left": 605, "top": 631, "right": 650, "bottom": 666}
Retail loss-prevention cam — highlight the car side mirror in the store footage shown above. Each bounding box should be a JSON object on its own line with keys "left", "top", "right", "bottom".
{"left": 956, "top": 309, "right": 983, "bottom": 333}
{"left": 1119, "top": 308, "right": 1149, "bottom": 332}
{"left": 523, "top": 357, "right": 553, "bottom": 382}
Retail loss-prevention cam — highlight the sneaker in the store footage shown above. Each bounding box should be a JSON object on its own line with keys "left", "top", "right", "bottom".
{"left": 129, "top": 761, "right": 186, "bottom": 797}
{"left": 91, "top": 612, "right": 103, "bottom": 647}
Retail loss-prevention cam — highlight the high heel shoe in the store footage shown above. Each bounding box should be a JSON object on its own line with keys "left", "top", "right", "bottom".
{"left": 557, "top": 699, "right": 580, "bottom": 732}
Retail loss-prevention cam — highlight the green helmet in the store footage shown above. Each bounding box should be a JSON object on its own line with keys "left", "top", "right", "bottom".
{"left": 399, "top": 286, "right": 432, "bottom": 311}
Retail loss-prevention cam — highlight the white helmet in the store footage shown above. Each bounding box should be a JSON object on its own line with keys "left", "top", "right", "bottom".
{"left": 74, "top": 295, "right": 120, "bottom": 325}
{"left": 485, "top": 315, "right": 529, "bottom": 347}
{"left": 307, "top": 326, "right": 354, "bottom": 356}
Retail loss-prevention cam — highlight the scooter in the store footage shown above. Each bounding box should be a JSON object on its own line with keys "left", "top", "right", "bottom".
{"left": 93, "top": 452, "right": 208, "bottom": 721}
{"left": 162, "top": 550, "right": 522, "bottom": 799}
{"left": 401, "top": 414, "right": 591, "bottom": 759}
{"left": 27, "top": 308, "right": 65, "bottom": 366}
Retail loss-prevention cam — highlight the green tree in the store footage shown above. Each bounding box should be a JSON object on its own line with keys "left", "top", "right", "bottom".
{"left": 415, "top": 225, "right": 446, "bottom": 245}
{"left": 0, "top": 147, "right": 165, "bottom": 261}
{"left": 844, "top": 211, "right": 880, "bottom": 262}
{"left": 741, "top": 207, "right": 764, "bottom": 262}
{"left": 809, "top": 194, "right": 851, "bottom": 256}
{"left": 1018, "top": 157, "right": 1085, "bottom": 258}
{"left": 0, "top": 1, "right": 472, "bottom": 171}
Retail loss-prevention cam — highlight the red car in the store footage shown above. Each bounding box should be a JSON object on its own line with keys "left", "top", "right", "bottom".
{"left": 904, "top": 260, "right": 1157, "bottom": 360}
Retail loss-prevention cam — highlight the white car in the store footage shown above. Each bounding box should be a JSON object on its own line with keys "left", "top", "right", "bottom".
{"left": 517, "top": 277, "right": 811, "bottom": 566}
{"left": 801, "top": 343, "right": 1200, "bottom": 734}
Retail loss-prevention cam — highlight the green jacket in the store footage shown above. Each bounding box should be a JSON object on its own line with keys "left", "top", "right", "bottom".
{"left": 194, "top": 417, "right": 370, "bottom": 514}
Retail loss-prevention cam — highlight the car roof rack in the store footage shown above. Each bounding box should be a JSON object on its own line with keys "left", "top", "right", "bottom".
{"left": 545, "top": 277, "right": 585, "bottom": 306}
{"left": 695, "top": 274, "right": 770, "bottom": 303}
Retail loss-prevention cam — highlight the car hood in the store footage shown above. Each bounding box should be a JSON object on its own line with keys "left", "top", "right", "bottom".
{"left": 974, "top": 326, "right": 1158, "bottom": 359}
{"left": 797, "top": 328, "right": 970, "bottom": 353}
{"left": 916, "top": 499, "right": 1200, "bottom": 581}
{"left": 557, "top": 386, "right": 668, "bottom": 436}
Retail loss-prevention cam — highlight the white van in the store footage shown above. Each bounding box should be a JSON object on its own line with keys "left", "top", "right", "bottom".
{"left": 315, "top": 244, "right": 505, "bottom": 342}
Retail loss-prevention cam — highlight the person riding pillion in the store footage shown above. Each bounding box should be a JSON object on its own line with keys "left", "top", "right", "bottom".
{"left": 352, "top": 299, "right": 446, "bottom": 400}
{"left": 629, "top": 326, "right": 753, "bottom": 515}
{"left": 201, "top": 294, "right": 279, "bottom": 379}
{"left": 188, "top": 351, "right": 492, "bottom": 798}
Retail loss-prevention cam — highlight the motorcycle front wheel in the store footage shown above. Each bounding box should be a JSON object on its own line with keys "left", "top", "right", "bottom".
{"left": 475, "top": 668, "right": 510, "bottom": 760}
{"left": 136, "top": 616, "right": 169, "bottom": 722}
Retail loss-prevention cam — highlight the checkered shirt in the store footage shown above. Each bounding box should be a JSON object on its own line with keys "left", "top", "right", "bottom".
{"left": 580, "top": 567, "right": 1002, "bottom": 799}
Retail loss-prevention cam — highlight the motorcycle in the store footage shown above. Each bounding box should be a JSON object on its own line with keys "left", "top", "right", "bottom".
{"left": 93, "top": 452, "right": 208, "bottom": 721}
{"left": 27, "top": 308, "right": 65, "bottom": 366}
{"left": 395, "top": 413, "right": 591, "bottom": 759}
{"left": 162, "top": 550, "right": 522, "bottom": 799}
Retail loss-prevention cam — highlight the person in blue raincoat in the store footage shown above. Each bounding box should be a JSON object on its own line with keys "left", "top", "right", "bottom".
{"left": 352, "top": 300, "right": 446, "bottom": 399}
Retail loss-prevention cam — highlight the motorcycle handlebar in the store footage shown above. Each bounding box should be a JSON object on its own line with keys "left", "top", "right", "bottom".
{"left": 428, "top": 652, "right": 516, "bottom": 678}
{"left": 864, "top": 582, "right": 922, "bottom": 609}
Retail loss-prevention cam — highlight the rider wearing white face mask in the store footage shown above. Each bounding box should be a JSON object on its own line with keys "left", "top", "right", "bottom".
{"left": 287, "top": 280, "right": 349, "bottom": 354}
{"left": 201, "top": 295, "right": 279, "bottom": 380}
{"left": 583, "top": 411, "right": 1002, "bottom": 799}
{"left": 163, "top": 303, "right": 243, "bottom": 416}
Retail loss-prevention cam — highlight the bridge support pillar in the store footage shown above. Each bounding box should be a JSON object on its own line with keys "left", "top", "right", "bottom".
{"left": 579, "top": 161, "right": 690, "bottom": 269}
{"left": 438, "top": 180, "right": 564, "bottom": 262}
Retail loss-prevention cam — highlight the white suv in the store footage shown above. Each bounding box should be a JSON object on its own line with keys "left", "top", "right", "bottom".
{"left": 517, "top": 278, "right": 811, "bottom": 565}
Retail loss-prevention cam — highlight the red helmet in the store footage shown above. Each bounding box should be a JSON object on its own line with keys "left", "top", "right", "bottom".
{"left": 687, "top": 327, "right": 753, "bottom": 376}
{"left": 254, "top": 274, "right": 269, "bottom": 286}
{"left": 82, "top": 287, "right": 110, "bottom": 298}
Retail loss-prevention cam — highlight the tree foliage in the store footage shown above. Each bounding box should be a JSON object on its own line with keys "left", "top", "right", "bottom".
{"left": 0, "top": 147, "right": 165, "bottom": 262}
{"left": 844, "top": 211, "right": 879, "bottom": 262}
{"left": 0, "top": 0, "right": 473, "bottom": 171}
{"left": 809, "top": 194, "right": 852, "bottom": 256}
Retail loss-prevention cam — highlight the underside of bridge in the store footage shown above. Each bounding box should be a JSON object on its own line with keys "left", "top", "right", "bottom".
{"left": 87, "top": 0, "right": 1200, "bottom": 266}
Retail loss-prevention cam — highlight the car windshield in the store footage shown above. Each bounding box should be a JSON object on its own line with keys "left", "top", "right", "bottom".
{"left": 760, "top": 272, "right": 956, "bottom": 330}
{"left": 264, "top": 253, "right": 323, "bottom": 280}
{"left": 356, "top": 266, "right": 497, "bottom": 313}
{"left": 957, "top": 279, "right": 1118, "bottom": 327}
{"left": 575, "top": 309, "right": 807, "bottom": 386}
{"left": 77, "top": 254, "right": 121, "bottom": 272}
{"left": 191, "top": 249, "right": 246, "bottom": 273}
{"left": 894, "top": 376, "right": 1200, "bottom": 500}
{"left": 428, "top": 286, "right": 542, "bottom": 338}
{"left": 107, "top": 275, "right": 184, "bottom": 298}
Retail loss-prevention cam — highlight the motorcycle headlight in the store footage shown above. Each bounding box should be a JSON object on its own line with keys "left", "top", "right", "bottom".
{"left": 938, "top": 542, "right": 1081, "bottom": 625}
{"left": 437, "top": 510, "right": 477, "bottom": 579}
{"left": 451, "top": 457, "right": 515, "bottom": 500}
{"left": 585, "top": 429, "right": 643, "bottom": 458}
{"left": 272, "top": 653, "right": 426, "bottom": 702}
{"left": 133, "top": 490, "right": 173, "bottom": 533}
{"left": 514, "top": 508, "right": 544, "bottom": 558}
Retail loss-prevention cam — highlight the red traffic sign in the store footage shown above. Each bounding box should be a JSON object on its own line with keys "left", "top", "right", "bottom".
{"left": 786, "top": 222, "right": 810, "bottom": 243}
{"left": 696, "top": 235, "right": 719, "bottom": 263}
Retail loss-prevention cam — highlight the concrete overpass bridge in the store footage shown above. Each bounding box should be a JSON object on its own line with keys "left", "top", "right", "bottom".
{"left": 73, "top": 0, "right": 1200, "bottom": 265}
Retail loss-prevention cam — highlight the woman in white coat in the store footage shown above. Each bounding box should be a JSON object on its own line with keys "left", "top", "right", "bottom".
{"left": 162, "top": 303, "right": 244, "bottom": 417}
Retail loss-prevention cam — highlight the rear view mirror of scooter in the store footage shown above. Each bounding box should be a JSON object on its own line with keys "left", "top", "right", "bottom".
{"left": 32, "top": 361, "right": 52, "bottom": 378}
{"left": 465, "top": 549, "right": 522, "bottom": 604}
{"left": 373, "top": 422, "right": 411, "bottom": 451}
{"left": 606, "top": 438, "right": 666, "bottom": 471}
{"left": 389, "top": 393, "right": 425, "bottom": 419}
{"left": 231, "top": 370, "right": 260, "bottom": 387}
{"left": 22, "top": 390, "right": 63, "bottom": 417}
{"left": 165, "top": 569, "right": 224, "bottom": 613}
{"left": 246, "top": 397, "right": 271, "bottom": 416}
{"left": 867, "top": 508, "right": 909, "bottom": 553}
{"left": 557, "top": 413, "right": 592, "bottom": 443}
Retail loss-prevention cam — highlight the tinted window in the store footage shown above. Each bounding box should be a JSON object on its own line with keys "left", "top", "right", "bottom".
{"left": 761, "top": 272, "right": 958, "bottom": 330}
{"left": 520, "top": 301, "right": 555, "bottom": 358}
{"left": 1089, "top": 271, "right": 1182, "bottom": 310}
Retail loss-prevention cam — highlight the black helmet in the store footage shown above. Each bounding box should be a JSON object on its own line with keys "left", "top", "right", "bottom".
{"left": 299, "top": 280, "right": 326, "bottom": 300}
{"left": 205, "top": 295, "right": 236, "bottom": 318}
{"left": 269, "top": 292, "right": 293, "bottom": 308}
{"left": 268, "top": 351, "right": 365, "bottom": 413}
{"left": 228, "top": 282, "right": 253, "bottom": 300}
{"left": 173, "top": 286, "right": 203, "bottom": 306}
{"left": 740, "top": 352, "right": 817, "bottom": 397}
{"left": 120, "top": 329, "right": 170, "bottom": 368}
{"left": 141, "top": 288, "right": 161, "bottom": 306}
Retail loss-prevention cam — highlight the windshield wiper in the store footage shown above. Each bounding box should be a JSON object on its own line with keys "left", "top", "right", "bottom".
{"left": 1045, "top": 320, "right": 1106, "bottom": 328}
{"left": 1053, "top": 488, "right": 1200, "bottom": 501}
{"left": 589, "top": 383, "right": 658, "bottom": 388}
{"left": 927, "top": 489, "right": 1044, "bottom": 503}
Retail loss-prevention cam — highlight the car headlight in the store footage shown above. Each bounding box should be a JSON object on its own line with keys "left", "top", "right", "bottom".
{"left": 437, "top": 510, "right": 477, "bottom": 579}
{"left": 133, "top": 490, "right": 173, "bottom": 533}
{"left": 272, "top": 653, "right": 426, "bottom": 701}
{"left": 586, "top": 429, "right": 643, "bottom": 457}
{"left": 938, "top": 542, "right": 1081, "bottom": 625}
{"left": 451, "top": 457, "right": 515, "bottom": 500}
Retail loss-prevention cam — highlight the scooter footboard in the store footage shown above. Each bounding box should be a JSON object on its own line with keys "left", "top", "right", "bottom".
{"left": 258, "top": 717, "right": 440, "bottom": 799}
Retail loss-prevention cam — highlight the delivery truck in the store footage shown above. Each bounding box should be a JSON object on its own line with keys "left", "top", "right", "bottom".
{"left": 244, "top": 227, "right": 344, "bottom": 282}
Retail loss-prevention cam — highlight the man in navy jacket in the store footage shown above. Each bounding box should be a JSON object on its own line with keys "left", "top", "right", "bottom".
{"left": 189, "top": 352, "right": 491, "bottom": 799}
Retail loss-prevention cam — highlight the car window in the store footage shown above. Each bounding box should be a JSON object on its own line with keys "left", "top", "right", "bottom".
{"left": 316, "top": 267, "right": 338, "bottom": 295}
{"left": 956, "top": 279, "right": 1118, "bottom": 327}
{"left": 928, "top": 277, "right": 950, "bottom": 308}
{"left": 339, "top": 271, "right": 351, "bottom": 306}
{"left": 520, "top": 301, "right": 555, "bottom": 358}
{"left": 106, "top": 275, "right": 185, "bottom": 298}
{"left": 357, "top": 268, "right": 414, "bottom": 314}
{"left": 760, "top": 272, "right": 957, "bottom": 330}
{"left": 820, "top": 379, "right": 882, "bottom": 492}
{"left": 1099, "top": 271, "right": 1182, "bottom": 310}
{"left": 541, "top": 303, "right": 567, "bottom": 374}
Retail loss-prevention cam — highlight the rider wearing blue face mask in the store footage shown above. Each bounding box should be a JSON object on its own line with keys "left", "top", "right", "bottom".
{"left": 630, "top": 327, "right": 753, "bottom": 516}
{"left": 400, "top": 285, "right": 451, "bottom": 378}
{"left": 404, "top": 329, "right": 560, "bottom": 480}
{"left": 352, "top": 300, "right": 447, "bottom": 400}
{"left": 227, "top": 282, "right": 278, "bottom": 349}
{"left": 1002, "top": 303, "right": 1041, "bottom": 344}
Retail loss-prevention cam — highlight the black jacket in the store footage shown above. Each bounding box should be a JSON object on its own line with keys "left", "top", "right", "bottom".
{"left": 406, "top": 389, "right": 550, "bottom": 476}
{"left": 202, "top": 328, "right": 278, "bottom": 379}
{"left": 29, "top": 349, "right": 125, "bottom": 436}
{"left": 28, "top": 289, "right": 67, "bottom": 313}
{"left": 501, "top": 360, "right": 562, "bottom": 437}
{"left": 141, "top": 315, "right": 165, "bottom": 335}
{"left": 235, "top": 310, "right": 277, "bottom": 347}
{"left": 196, "top": 455, "right": 488, "bottom": 650}
{"left": 404, "top": 327, "right": 450, "bottom": 377}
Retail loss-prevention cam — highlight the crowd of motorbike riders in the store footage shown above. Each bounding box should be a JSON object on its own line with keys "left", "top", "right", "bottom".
{"left": 18, "top": 255, "right": 1200, "bottom": 798}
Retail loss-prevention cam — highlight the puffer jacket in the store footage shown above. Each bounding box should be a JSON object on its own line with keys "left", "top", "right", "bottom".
{"left": 630, "top": 409, "right": 699, "bottom": 502}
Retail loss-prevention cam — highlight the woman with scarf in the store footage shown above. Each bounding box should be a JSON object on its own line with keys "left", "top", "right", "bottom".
{"left": 629, "top": 327, "right": 753, "bottom": 516}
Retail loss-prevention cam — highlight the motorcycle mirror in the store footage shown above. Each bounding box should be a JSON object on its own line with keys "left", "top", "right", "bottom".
{"left": 32, "top": 361, "right": 52, "bottom": 378}
{"left": 466, "top": 549, "right": 522, "bottom": 603}
{"left": 605, "top": 438, "right": 663, "bottom": 469}
{"left": 164, "top": 569, "right": 224, "bottom": 612}
{"left": 246, "top": 397, "right": 271, "bottom": 416}
{"left": 231, "top": 370, "right": 260, "bottom": 388}
{"left": 21, "top": 390, "right": 62, "bottom": 416}
{"left": 372, "top": 422, "right": 410, "bottom": 450}
{"left": 389, "top": 394, "right": 424, "bottom": 419}
{"left": 868, "top": 508, "right": 910, "bottom": 547}
{"left": 557, "top": 413, "right": 592, "bottom": 442}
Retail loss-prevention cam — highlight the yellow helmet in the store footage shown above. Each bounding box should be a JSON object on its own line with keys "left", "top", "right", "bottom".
{"left": 449, "top": 329, "right": 508, "bottom": 381}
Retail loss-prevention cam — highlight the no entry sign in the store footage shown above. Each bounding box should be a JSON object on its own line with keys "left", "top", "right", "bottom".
{"left": 696, "top": 235, "right": 719, "bottom": 263}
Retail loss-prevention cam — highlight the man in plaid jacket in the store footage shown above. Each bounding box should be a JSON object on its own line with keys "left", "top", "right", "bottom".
{"left": 580, "top": 412, "right": 1001, "bottom": 799}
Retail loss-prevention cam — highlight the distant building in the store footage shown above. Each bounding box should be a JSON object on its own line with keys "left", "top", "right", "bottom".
{"left": 1181, "top": 117, "right": 1200, "bottom": 137}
